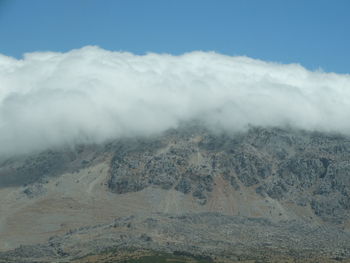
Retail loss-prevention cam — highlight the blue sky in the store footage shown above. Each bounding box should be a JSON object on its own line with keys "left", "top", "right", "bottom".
{"left": 0, "top": 0, "right": 349, "bottom": 73}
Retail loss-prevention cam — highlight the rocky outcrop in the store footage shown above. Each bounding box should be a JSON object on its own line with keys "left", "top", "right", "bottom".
{"left": 1, "top": 213, "right": 349, "bottom": 262}
{"left": 1, "top": 124, "right": 350, "bottom": 262}
{"left": 0, "top": 144, "right": 106, "bottom": 188}
{"left": 107, "top": 125, "right": 350, "bottom": 224}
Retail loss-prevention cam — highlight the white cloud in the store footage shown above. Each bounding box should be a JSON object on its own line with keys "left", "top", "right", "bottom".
{"left": 0, "top": 46, "right": 349, "bottom": 156}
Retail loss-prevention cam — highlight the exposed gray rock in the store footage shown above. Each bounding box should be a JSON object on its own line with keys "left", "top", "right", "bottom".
{"left": 175, "top": 178, "right": 192, "bottom": 193}
{"left": 22, "top": 183, "right": 46, "bottom": 198}
{"left": 2, "top": 124, "right": 350, "bottom": 262}
{"left": 1, "top": 213, "right": 350, "bottom": 262}
{"left": 105, "top": 125, "right": 350, "bottom": 223}
{"left": 0, "top": 145, "right": 105, "bottom": 188}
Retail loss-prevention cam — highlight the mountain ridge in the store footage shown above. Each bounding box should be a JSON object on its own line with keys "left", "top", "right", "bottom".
{"left": 1, "top": 124, "right": 350, "bottom": 261}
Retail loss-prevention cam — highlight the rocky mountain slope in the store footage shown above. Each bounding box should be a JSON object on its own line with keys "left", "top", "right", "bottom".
{"left": 0, "top": 124, "right": 350, "bottom": 262}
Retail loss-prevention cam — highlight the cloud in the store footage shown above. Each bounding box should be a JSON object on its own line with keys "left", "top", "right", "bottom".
{"left": 0, "top": 46, "right": 349, "bottom": 156}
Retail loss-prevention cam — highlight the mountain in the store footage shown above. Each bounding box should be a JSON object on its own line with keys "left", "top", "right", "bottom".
{"left": 1, "top": 124, "right": 350, "bottom": 262}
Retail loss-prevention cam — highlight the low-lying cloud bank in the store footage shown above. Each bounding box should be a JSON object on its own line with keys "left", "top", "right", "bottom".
{"left": 0, "top": 46, "right": 350, "bottom": 156}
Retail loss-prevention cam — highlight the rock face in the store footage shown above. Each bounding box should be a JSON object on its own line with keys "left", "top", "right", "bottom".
{"left": 107, "top": 125, "right": 350, "bottom": 223}
{"left": 1, "top": 124, "right": 350, "bottom": 262}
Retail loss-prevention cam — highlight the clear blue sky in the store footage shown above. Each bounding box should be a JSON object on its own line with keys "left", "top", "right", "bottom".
{"left": 0, "top": 0, "right": 349, "bottom": 73}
